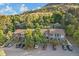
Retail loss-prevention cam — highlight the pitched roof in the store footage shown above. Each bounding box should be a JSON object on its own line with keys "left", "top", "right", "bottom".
{"left": 41, "top": 29, "right": 65, "bottom": 35}
{"left": 50, "top": 29, "right": 65, "bottom": 35}
{"left": 14, "top": 29, "right": 25, "bottom": 34}
{"left": 14, "top": 29, "right": 65, "bottom": 35}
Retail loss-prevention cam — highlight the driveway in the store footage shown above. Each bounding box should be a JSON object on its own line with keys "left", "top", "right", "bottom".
{"left": 3, "top": 45, "right": 79, "bottom": 56}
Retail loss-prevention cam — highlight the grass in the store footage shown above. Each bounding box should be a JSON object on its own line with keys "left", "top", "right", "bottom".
{"left": 0, "top": 49, "right": 6, "bottom": 56}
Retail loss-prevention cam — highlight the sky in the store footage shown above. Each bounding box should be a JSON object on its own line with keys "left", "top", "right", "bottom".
{"left": 0, "top": 3, "right": 47, "bottom": 15}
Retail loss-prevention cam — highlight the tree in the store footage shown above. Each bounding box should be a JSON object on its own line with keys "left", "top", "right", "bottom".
{"left": 73, "top": 30, "right": 79, "bottom": 45}
{"left": 34, "top": 23, "right": 40, "bottom": 28}
{"left": 66, "top": 24, "right": 75, "bottom": 36}
{"left": 6, "top": 31, "right": 13, "bottom": 40}
{"left": 0, "top": 16, "right": 13, "bottom": 32}
{"left": 24, "top": 29, "right": 34, "bottom": 49}
{"left": 33, "top": 28, "right": 48, "bottom": 49}
{"left": 10, "top": 16, "right": 19, "bottom": 32}
{"left": 53, "top": 11, "right": 62, "bottom": 23}
{"left": 0, "top": 30, "right": 5, "bottom": 46}
{"left": 68, "top": 7, "right": 75, "bottom": 15}
{"left": 33, "top": 28, "right": 42, "bottom": 46}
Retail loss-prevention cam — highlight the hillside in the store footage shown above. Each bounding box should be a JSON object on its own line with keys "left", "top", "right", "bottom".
{"left": 20, "top": 3, "right": 79, "bottom": 15}
{"left": 0, "top": 3, "right": 79, "bottom": 46}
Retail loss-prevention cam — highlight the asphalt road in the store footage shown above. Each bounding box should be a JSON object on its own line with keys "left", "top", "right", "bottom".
{"left": 3, "top": 45, "right": 79, "bottom": 56}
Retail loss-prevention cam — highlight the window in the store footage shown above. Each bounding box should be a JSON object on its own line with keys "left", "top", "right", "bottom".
{"left": 57, "top": 34, "right": 59, "bottom": 37}
{"left": 50, "top": 34, "right": 53, "bottom": 36}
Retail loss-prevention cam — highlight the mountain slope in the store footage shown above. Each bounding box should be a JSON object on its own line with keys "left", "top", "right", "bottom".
{"left": 20, "top": 3, "right": 79, "bottom": 15}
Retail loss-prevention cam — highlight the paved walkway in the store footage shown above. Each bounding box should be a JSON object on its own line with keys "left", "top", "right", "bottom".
{"left": 3, "top": 45, "right": 79, "bottom": 56}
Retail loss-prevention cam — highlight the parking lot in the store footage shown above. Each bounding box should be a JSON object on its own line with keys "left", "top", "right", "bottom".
{"left": 3, "top": 44, "right": 79, "bottom": 56}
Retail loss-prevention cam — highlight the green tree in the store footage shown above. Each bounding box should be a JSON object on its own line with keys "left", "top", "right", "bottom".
{"left": 53, "top": 11, "right": 62, "bottom": 23}
{"left": 33, "top": 28, "right": 42, "bottom": 45}
{"left": 66, "top": 24, "right": 75, "bottom": 36}
{"left": 73, "top": 30, "right": 79, "bottom": 45}
{"left": 25, "top": 29, "right": 34, "bottom": 49}
{"left": 0, "top": 30, "right": 5, "bottom": 46}
{"left": 6, "top": 31, "right": 13, "bottom": 40}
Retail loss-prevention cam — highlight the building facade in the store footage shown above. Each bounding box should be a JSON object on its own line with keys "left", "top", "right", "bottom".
{"left": 41, "top": 29, "right": 65, "bottom": 40}
{"left": 13, "top": 29, "right": 65, "bottom": 41}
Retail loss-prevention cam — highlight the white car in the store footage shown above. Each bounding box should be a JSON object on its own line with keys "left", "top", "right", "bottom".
{"left": 35, "top": 45, "right": 39, "bottom": 49}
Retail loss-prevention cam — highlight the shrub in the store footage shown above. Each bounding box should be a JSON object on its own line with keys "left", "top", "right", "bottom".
{"left": 0, "top": 49, "right": 6, "bottom": 56}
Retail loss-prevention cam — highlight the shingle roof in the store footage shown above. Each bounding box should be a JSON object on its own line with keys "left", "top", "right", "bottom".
{"left": 50, "top": 29, "right": 65, "bottom": 35}
{"left": 14, "top": 29, "right": 25, "bottom": 34}
{"left": 40, "top": 29, "right": 65, "bottom": 35}
{"left": 14, "top": 29, "right": 65, "bottom": 35}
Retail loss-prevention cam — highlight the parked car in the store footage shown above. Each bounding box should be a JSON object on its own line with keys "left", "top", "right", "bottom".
{"left": 66, "top": 40, "right": 73, "bottom": 51}
{"left": 4, "top": 43, "right": 13, "bottom": 48}
{"left": 42, "top": 44, "right": 47, "bottom": 50}
{"left": 4, "top": 44, "right": 9, "bottom": 47}
{"left": 62, "top": 45, "right": 67, "bottom": 50}
{"left": 66, "top": 45, "right": 73, "bottom": 51}
{"left": 62, "top": 43, "right": 67, "bottom": 50}
{"left": 52, "top": 45, "right": 56, "bottom": 50}
{"left": 35, "top": 45, "right": 39, "bottom": 49}
{"left": 16, "top": 43, "right": 21, "bottom": 48}
{"left": 20, "top": 44, "right": 25, "bottom": 48}
{"left": 7, "top": 43, "right": 13, "bottom": 48}
{"left": 16, "top": 43, "right": 25, "bottom": 48}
